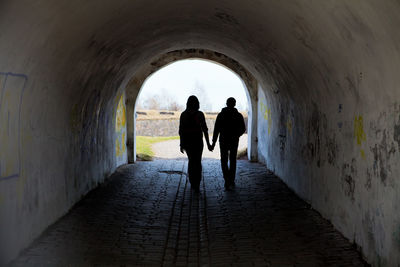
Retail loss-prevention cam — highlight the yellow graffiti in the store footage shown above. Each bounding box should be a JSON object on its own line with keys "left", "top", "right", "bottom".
{"left": 360, "top": 149, "right": 366, "bottom": 160}
{"left": 116, "top": 95, "right": 126, "bottom": 132}
{"left": 116, "top": 138, "right": 122, "bottom": 157}
{"left": 354, "top": 115, "right": 367, "bottom": 159}
{"left": 286, "top": 117, "right": 293, "bottom": 136}
{"left": 122, "top": 132, "right": 126, "bottom": 146}
{"left": 260, "top": 101, "right": 272, "bottom": 135}
{"left": 115, "top": 94, "right": 127, "bottom": 158}
{"left": 354, "top": 116, "right": 366, "bottom": 145}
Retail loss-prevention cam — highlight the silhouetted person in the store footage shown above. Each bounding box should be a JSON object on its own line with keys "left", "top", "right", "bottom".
{"left": 211, "top": 97, "right": 246, "bottom": 189}
{"left": 179, "top": 95, "right": 212, "bottom": 192}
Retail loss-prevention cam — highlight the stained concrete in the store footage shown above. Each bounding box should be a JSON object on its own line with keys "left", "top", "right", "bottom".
{"left": 0, "top": 1, "right": 400, "bottom": 265}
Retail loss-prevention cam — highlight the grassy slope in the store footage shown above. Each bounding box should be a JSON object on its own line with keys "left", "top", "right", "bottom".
{"left": 136, "top": 136, "right": 180, "bottom": 161}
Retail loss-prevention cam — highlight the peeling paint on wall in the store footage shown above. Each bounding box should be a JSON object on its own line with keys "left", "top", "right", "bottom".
{"left": 365, "top": 169, "right": 372, "bottom": 191}
{"left": 341, "top": 158, "right": 357, "bottom": 201}
{"left": 370, "top": 129, "right": 396, "bottom": 186}
{"left": 301, "top": 103, "right": 325, "bottom": 167}
{"left": 326, "top": 135, "right": 338, "bottom": 165}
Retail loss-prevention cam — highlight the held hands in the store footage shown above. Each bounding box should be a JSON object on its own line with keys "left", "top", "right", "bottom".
{"left": 181, "top": 143, "right": 214, "bottom": 153}
{"left": 207, "top": 144, "right": 213, "bottom": 152}
{"left": 207, "top": 141, "right": 215, "bottom": 152}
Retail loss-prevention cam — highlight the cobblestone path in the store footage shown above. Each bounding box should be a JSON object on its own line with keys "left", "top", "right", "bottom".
{"left": 11, "top": 160, "right": 368, "bottom": 266}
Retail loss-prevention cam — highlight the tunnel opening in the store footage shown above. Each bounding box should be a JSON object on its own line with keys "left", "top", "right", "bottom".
{"left": 131, "top": 58, "right": 250, "bottom": 162}
{"left": 123, "top": 49, "right": 259, "bottom": 165}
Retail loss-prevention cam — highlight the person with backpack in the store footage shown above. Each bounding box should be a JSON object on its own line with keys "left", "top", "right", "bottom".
{"left": 210, "top": 97, "right": 246, "bottom": 190}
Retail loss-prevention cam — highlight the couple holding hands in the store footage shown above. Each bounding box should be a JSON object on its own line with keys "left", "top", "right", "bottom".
{"left": 179, "top": 95, "right": 246, "bottom": 192}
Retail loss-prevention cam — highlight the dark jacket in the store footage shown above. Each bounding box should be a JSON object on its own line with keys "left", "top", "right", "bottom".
{"left": 179, "top": 110, "right": 208, "bottom": 149}
{"left": 212, "top": 107, "right": 246, "bottom": 145}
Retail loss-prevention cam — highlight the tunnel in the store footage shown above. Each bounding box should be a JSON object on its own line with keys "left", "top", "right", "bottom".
{"left": 0, "top": 1, "right": 399, "bottom": 266}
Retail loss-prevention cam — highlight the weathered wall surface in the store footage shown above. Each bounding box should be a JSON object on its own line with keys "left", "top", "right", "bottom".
{"left": 0, "top": 0, "right": 399, "bottom": 265}
{"left": 255, "top": 4, "right": 400, "bottom": 264}
{"left": 0, "top": 2, "right": 126, "bottom": 262}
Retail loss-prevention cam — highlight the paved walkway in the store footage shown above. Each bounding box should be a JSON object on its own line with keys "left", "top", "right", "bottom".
{"left": 152, "top": 135, "right": 248, "bottom": 159}
{"left": 11, "top": 160, "right": 368, "bottom": 266}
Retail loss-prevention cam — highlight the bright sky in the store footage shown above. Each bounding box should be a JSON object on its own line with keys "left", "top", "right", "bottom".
{"left": 137, "top": 59, "right": 249, "bottom": 112}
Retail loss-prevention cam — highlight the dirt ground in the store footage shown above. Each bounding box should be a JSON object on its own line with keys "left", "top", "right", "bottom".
{"left": 152, "top": 134, "right": 248, "bottom": 160}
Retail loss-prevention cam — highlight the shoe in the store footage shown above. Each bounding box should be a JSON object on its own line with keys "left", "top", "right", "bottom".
{"left": 192, "top": 185, "right": 200, "bottom": 193}
{"left": 224, "top": 181, "right": 231, "bottom": 190}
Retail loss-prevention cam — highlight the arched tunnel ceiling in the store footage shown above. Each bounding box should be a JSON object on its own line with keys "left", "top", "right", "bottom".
{"left": 3, "top": 0, "right": 399, "bottom": 103}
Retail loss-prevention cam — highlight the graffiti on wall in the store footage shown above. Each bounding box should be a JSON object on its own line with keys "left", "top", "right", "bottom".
{"left": 286, "top": 117, "right": 293, "bottom": 136}
{"left": 354, "top": 115, "right": 366, "bottom": 159}
{"left": 115, "top": 94, "right": 127, "bottom": 158}
{"left": 0, "top": 72, "right": 27, "bottom": 181}
{"left": 260, "top": 101, "right": 272, "bottom": 135}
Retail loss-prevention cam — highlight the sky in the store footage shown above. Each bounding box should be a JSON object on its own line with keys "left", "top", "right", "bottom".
{"left": 137, "top": 59, "right": 249, "bottom": 112}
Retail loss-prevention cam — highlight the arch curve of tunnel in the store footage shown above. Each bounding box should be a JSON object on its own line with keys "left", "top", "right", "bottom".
{"left": 1, "top": 1, "right": 400, "bottom": 265}
{"left": 124, "top": 49, "right": 258, "bottom": 163}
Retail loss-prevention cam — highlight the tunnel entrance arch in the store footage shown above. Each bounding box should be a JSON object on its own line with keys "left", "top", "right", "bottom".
{"left": 124, "top": 49, "right": 258, "bottom": 163}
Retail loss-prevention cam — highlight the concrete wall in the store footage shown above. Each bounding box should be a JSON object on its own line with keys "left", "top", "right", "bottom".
{"left": 255, "top": 6, "right": 400, "bottom": 263}
{"left": 1, "top": 1, "right": 400, "bottom": 265}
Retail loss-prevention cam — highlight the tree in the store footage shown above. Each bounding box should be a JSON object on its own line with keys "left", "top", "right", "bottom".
{"left": 168, "top": 100, "right": 184, "bottom": 111}
{"left": 191, "top": 80, "right": 212, "bottom": 111}
{"left": 137, "top": 90, "right": 184, "bottom": 111}
{"left": 143, "top": 93, "right": 162, "bottom": 109}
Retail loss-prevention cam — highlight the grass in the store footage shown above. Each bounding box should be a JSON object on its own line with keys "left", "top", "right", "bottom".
{"left": 136, "top": 136, "right": 180, "bottom": 161}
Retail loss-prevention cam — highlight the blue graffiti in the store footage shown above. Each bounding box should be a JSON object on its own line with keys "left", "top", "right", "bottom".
{"left": 0, "top": 72, "right": 28, "bottom": 181}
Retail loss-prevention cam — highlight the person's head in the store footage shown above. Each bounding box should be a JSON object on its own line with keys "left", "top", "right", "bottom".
{"left": 226, "top": 97, "right": 236, "bottom": 108}
{"left": 186, "top": 95, "right": 200, "bottom": 111}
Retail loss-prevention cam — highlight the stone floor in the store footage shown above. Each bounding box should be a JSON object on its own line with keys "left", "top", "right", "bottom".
{"left": 10, "top": 160, "right": 368, "bottom": 266}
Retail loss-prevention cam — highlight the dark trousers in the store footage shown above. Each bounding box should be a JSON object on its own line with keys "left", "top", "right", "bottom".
{"left": 186, "top": 145, "right": 203, "bottom": 188}
{"left": 219, "top": 139, "right": 239, "bottom": 185}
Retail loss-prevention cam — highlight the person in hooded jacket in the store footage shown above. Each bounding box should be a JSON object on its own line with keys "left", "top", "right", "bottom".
{"left": 211, "top": 97, "right": 246, "bottom": 189}
{"left": 179, "top": 95, "right": 212, "bottom": 192}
